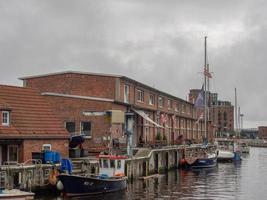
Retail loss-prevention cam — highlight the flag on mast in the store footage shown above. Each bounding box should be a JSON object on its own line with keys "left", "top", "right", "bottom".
{"left": 195, "top": 112, "right": 204, "bottom": 124}
{"left": 194, "top": 85, "right": 205, "bottom": 107}
{"left": 204, "top": 68, "right": 212, "bottom": 78}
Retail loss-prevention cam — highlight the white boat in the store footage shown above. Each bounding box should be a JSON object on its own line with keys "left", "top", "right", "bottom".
{"left": 217, "top": 149, "right": 235, "bottom": 161}
{"left": 215, "top": 139, "right": 242, "bottom": 162}
{"left": 240, "top": 142, "right": 250, "bottom": 154}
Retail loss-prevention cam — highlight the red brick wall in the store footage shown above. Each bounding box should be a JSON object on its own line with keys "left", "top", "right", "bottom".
{"left": 44, "top": 95, "right": 116, "bottom": 150}
{"left": 22, "top": 139, "right": 69, "bottom": 161}
{"left": 24, "top": 73, "right": 116, "bottom": 99}
{"left": 258, "top": 126, "right": 267, "bottom": 139}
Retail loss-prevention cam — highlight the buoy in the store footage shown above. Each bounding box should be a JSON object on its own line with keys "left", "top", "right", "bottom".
{"left": 56, "top": 180, "right": 64, "bottom": 191}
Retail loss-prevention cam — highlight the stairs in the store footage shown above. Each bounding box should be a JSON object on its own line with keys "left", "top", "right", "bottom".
{"left": 134, "top": 148, "right": 151, "bottom": 158}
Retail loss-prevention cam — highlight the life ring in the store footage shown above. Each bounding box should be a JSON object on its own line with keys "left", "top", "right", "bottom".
{"left": 49, "top": 168, "right": 59, "bottom": 185}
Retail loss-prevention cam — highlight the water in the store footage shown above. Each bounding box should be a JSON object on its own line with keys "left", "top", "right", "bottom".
{"left": 36, "top": 147, "right": 267, "bottom": 200}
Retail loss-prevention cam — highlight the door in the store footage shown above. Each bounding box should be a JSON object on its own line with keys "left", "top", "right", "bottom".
{"left": 7, "top": 145, "right": 18, "bottom": 163}
{"left": 0, "top": 146, "right": 2, "bottom": 165}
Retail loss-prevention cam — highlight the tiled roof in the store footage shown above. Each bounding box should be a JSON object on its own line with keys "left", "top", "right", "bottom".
{"left": 0, "top": 85, "right": 68, "bottom": 138}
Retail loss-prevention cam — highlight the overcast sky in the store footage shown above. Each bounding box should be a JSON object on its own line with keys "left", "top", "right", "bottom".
{"left": 0, "top": 0, "right": 266, "bottom": 128}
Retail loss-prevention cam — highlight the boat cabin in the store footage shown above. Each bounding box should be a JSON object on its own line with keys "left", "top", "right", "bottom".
{"left": 98, "top": 155, "right": 127, "bottom": 177}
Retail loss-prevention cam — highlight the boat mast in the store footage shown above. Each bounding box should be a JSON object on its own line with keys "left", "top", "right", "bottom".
{"left": 234, "top": 88, "right": 238, "bottom": 136}
{"left": 204, "top": 36, "right": 207, "bottom": 140}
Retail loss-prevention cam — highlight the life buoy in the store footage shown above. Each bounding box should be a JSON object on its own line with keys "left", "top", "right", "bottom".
{"left": 49, "top": 168, "right": 59, "bottom": 185}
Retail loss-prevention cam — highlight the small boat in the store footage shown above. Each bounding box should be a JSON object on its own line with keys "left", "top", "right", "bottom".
{"left": 57, "top": 155, "right": 127, "bottom": 197}
{"left": 240, "top": 142, "right": 250, "bottom": 154}
{"left": 181, "top": 145, "right": 218, "bottom": 169}
{"left": 215, "top": 139, "right": 242, "bottom": 162}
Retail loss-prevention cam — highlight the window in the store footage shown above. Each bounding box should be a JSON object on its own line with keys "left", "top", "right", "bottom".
{"left": 124, "top": 84, "right": 129, "bottom": 103}
{"left": 167, "top": 99, "right": 172, "bottom": 110}
{"left": 110, "top": 160, "right": 115, "bottom": 168}
{"left": 158, "top": 96, "right": 164, "bottom": 108}
{"left": 8, "top": 145, "right": 18, "bottom": 162}
{"left": 137, "top": 89, "right": 144, "bottom": 102}
{"left": 175, "top": 103, "right": 179, "bottom": 112}
{"left": 149, "top": 94, "right": 155, "bottom": 105}
{"left": 81, "top": 122, "right": 92, "bottom": 137}
{"left": 2, "top": 111, "right": 10, "bottom": 126}
{"left": 103, "top": 159, "right": 109, "bottom": 168}
{"left": 117, "top": 160, "right": 121, "bottom": 169}
{"left": 65, "top": 122, "right": 75, "bottom": 134}
{"left": 181, "top": 104, "right": 185, "bottom": 113}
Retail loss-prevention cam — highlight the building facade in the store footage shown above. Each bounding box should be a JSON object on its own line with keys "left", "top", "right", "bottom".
{"left": 0, "top": 85, "right": 69, "bottom": 164}
{"left": 20, "top": 71, "right": 211, "bottom": 152}
{"left": 258, "top": 126, "right": 267, "bottom": 139}
{"left": 189, "top": 89, "right": 234, "bottom": 134}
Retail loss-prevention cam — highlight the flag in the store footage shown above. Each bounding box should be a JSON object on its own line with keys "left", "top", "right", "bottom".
{"left": 204, "top": 68, "right": 212, "bottom": 78}
{"left": 195, "top": 112, "right": 204, "bottom": 124}
{"left": 194, "top": 85, "right": 204, "bottom": 107}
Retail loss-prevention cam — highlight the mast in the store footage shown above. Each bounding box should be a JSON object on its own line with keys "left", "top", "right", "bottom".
{"left": 204, "top": 36, "right": 207, "bottom": 140}
{"left": 235, "top": 88, "right": 238, "bottom": 134}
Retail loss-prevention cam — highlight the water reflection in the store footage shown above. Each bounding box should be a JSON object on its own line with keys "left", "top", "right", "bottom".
{"left": 36, "top": 148, "right": 267, "bottom": 200}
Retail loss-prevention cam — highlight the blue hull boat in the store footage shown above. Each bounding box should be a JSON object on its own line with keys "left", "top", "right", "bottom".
{"left": 189, "top": 156, "right": 217, "bottom": 169}
{"left": 57, "top": 174, "right": 127, "bottom": 197}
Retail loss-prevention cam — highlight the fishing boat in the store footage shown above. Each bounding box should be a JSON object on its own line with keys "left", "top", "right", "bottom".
{"left": 57, "top": 154, "right": 127, "bottom": 197}
{"left": 182, "top": 145, "right": 217, "bottom": 169}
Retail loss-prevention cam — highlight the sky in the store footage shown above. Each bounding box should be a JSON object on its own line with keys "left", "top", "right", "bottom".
{"left": 0, "top": 0, "right": 266, "bottom": 128}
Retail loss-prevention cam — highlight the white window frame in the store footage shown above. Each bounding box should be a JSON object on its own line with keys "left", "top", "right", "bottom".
{"left": 80, "top": 121, "right": 92, "bottom": 138}
{"left": 158, "top": 96, "right": 163, "bottom": 108}
{"left": 124, "top": 84, "right": 129, "bottom": 103}
{"left": 137, "top": 89, "right": 144, "bottom": 102}
{"left": 2, "top": 111, "right": 10, "bottom": 126}
{"left": 167, "top": 99, "right": 172, "bottom": 110}
{"left": 149, "top": 94, "right": 155, "bottom": 105}
{"left": 175, "top": 103, "right": 179, "bottom": 112}
{"left": 7, "top": 145, "right": 18, "bottom": 162}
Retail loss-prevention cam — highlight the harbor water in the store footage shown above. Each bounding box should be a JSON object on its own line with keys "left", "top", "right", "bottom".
{"left": 36, "top": 147, "right": 267, "bottom": 200}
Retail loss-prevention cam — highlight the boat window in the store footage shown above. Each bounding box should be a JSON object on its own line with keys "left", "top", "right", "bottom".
{"left": 117, "top": 160, "right": 121, "bottom": 169}
{"left": 110, "top": 160, "right": 115, "bottom": 168}
{"left": 103, "top": 159, "right": 109, "bottom": 168}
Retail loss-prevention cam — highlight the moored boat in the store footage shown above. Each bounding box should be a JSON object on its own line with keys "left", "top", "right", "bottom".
{"left": 57, "top": 155, "right": 127, "bottom": 197}
{"left": 181, "top": 145, "right": 218, "bottom": 169}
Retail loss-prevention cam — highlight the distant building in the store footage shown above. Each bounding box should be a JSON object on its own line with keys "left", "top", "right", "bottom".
{"left": 0, "top": 85, "right": 69, "bottom": 164}
{"left": 258, "top": 126, "right": 267, "bottom": 139}
{"left": 240, "top": 128, "right": 258, "bottom": 139}
{"left": 20, "top": 71, "right": 213, "bottom": 153}
{"left": 189, "top": 89, "right": 234, "bottom": 134}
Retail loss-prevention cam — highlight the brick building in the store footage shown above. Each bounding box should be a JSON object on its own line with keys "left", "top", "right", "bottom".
{"left": 0, "top": 85, "right": 69, "bottom": 164}
{"left": 189, "top": 89, "right": 234, "bottom": 134}
{"left": 258, "top": 126, "right": 267, "bottom": 139}
{"left": 20, "top": 71, "right": 211, "bottom": 152}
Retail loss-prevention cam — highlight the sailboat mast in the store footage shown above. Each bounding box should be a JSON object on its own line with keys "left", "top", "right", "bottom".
{"left": 204, "top": 36, "right": 207, "bottom": 139}
{"left": 235, "top": 88, "right": 238, "bottom": 133}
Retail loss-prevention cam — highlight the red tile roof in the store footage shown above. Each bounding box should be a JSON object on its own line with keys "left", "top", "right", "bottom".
{"left": 0, "top": 85, "right": 68, "bottom": 138}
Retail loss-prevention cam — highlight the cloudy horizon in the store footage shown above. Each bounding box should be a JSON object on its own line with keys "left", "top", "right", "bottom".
{"left": 0, "top": 0, "right": 266, "bottom": 128}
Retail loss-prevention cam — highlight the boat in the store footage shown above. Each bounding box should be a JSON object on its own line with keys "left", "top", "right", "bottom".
{"left": 0, "top": 189, "right": 34, "bottom": 200}
{"left": 181, "top": 145, "right": 218, "bottom": 169}
{"left": 215, "top": 138, "right": 242, "bottom": 162}
{"left": 57, "top": 154, "right": 127, "bottom": 197}
{"left": 240, "top": 142, "right": 250, "bottom": 154}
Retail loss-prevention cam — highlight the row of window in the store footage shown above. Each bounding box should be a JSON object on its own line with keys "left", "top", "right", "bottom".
{"left": 124, "top": 84, "right": 191, "bottom": 114}
{"left": 65, "top": 121, "right": 92, "bottom": 136}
